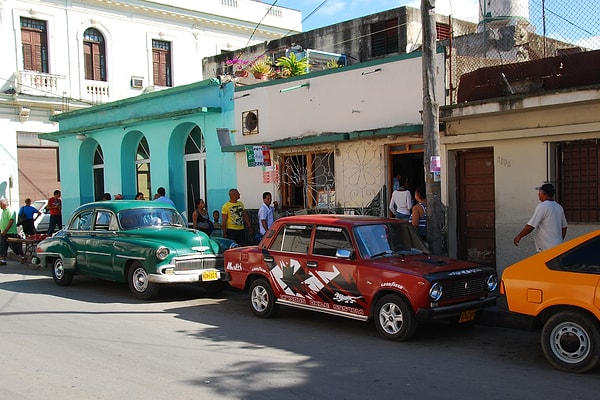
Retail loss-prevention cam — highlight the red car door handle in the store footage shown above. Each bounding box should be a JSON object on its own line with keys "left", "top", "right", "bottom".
{"left": 306, "top": 261, "right": 317, "bottom": 268}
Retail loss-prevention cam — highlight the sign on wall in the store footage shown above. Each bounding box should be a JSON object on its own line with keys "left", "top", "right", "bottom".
{"left": 246, "top": 145, "right": 271, "bottom": 167}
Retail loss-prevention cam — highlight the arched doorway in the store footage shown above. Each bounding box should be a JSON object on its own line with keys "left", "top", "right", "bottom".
{"left": 136, "top": 137, "right": 151, "bottom": 199}
{"left": 184, "top": 126, "right": 206, "bottom": 226}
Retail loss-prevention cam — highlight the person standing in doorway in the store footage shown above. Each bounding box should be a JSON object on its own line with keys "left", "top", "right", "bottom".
{"left": 47, "top": 190, "right": 62, "bottom": 235}
{"left": 0, "top": 198, "right": 25, "bottom": 264}
{"left": 409, "top": 186, "right": 427, "bottom": 240}
{"left": 154, "top": 187, "right": 175, "bottom": 207}
{"left": 513, "top": 183, "right": 568, "bottom": 252}
{"left": 135, "top": 192, "right": 145, "bottom": 200}
{"left": 389, "top": 176, "right": 412, "bottom": 220}
{"left": 258, "top": 191, "right": 278, "bottom": 239}
{"left": 221, "top": 188, "right": 252, "bottom": 245}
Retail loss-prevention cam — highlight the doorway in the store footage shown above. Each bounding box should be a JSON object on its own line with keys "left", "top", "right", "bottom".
{"left": 456, "top": 148, "right": 496, "bottom": 267}
{"left": 388, "top": 143, "right": 425, "bottom": 214}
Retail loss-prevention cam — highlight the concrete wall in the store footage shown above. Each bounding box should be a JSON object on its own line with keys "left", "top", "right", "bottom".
{"left": 441, "top": 87, "right": 600, "bottom": 273}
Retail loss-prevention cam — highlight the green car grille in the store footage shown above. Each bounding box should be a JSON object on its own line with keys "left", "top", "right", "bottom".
{"left": 173, "top": 257, "right": 224, "bottom": 272}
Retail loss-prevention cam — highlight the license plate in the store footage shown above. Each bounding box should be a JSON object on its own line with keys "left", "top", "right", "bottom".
{"left": 201, "top": 270, "right": 218, "bottom": 281}
{"left": 459, "top": 309, "right": 477, "bottom": 323}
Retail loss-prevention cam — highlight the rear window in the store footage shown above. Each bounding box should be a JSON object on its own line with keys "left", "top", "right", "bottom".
{"left": 269, "top": 224, "right": 312, "bottom": 254}
{"left": 546, "top": 236, "right": 600, "bottom": 274}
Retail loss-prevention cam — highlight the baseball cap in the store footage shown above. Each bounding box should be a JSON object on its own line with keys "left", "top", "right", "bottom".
{"left": 535, "top": 183, "right": 555, "bottom": 196}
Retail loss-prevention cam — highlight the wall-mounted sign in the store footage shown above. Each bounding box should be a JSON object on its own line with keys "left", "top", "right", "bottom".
{"left": 246, "top": 145, "right": 271, "bottom": 167}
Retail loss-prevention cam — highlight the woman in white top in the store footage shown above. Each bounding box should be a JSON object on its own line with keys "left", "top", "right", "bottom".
{"left": 389, "top": 176, "right": 412, "bottom": 220}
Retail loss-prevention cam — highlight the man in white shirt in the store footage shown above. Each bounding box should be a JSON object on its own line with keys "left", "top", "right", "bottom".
{"left": 513, "top": 183, "right": 568, "bottom": 252}
{"left": 258, "top": 191, "right": 278, "bottom": 237}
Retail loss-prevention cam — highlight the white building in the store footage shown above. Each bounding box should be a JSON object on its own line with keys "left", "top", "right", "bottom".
{"left": 0, "top": 0, "right": 301, "bottom": 207}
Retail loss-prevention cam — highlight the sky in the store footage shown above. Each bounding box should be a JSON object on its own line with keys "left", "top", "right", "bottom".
{"left": 271, "top": 0, "right": 599, "bottom": 49}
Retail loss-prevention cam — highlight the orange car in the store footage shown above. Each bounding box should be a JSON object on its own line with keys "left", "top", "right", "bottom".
{"left": 500, "top": 230, "right": 600, "bottom": 373}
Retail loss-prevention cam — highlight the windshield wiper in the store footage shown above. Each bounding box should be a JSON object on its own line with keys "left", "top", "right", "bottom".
{"left": 370, "top": 250, "right": 393, "bottom": 258}
{"left": 395, "top": 248, "right": 426, "bottom": 255}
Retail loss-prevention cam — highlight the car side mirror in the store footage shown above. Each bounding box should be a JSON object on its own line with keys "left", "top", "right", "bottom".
{"left": 336, "top": 249, "right": 354, "bottom": 259}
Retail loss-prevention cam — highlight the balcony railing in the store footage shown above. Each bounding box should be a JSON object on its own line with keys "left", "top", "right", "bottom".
{"left": 83, "top": 80, "right": 110, "bottom": 104}
{"left": 16, "top": 70, "right": 67, "bottom": 97}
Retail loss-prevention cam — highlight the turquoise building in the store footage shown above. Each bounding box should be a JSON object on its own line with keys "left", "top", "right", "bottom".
{"left": 42, "top": 79, "right": 236, "bottom": 222}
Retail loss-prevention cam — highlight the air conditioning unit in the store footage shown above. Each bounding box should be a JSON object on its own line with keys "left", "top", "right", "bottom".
{"left": 130, "top": 77, "right": 144, "bottom": 89}
{"left": 242, "top": 110, "right": 259, "bottom": 135}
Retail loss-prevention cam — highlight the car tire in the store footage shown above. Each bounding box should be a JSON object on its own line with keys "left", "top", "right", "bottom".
{"left": 127, "top": 261, "right": 160, "bottom": 300}
{"left": 52, "top": 258, "right": 74, "bottom": 286}
{"left": 541, "top": 310, "right": 600, "bottom": 373}
{"left": 249, "top": 278, "right": 279, "bottom": 318}
{"left": 374, "top": 294, "right": 417, "bottom": 341}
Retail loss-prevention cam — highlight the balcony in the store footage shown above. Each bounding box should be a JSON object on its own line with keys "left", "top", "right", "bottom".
{"left": 15, "top": 70, "right": 67, "bottom": 97}
{"left": 83, "top": 80, "right": 110, "bottom": 104}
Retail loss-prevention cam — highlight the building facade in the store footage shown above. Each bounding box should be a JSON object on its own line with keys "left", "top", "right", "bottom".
{"left": 0, "top": 0, "right": 300, "bottom": 209}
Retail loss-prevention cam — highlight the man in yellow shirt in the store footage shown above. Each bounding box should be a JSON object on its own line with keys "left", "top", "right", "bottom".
{"left": 221, "top": 188, "right": 253, "bottom": 245}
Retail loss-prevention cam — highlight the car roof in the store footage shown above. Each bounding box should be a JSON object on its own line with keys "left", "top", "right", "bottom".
{"left": 73, "top": 200, "right": 176, "bottom": 213}
{"left": 274, "top": 214, "right": 400, "bottom": 227}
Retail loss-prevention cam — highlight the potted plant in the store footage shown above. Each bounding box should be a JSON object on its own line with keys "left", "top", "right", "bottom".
{"left": 250, "top": 57, "right": 272, "bottom": 80}
{"left": 225, "top": 58, "right": 250, "bottom": 77}
{"left": 276, "top": 52, "right": 310, "bottom": 77}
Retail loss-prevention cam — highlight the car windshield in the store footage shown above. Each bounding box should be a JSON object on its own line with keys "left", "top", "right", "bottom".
{"left": 118, "top": 208, "right": 184, "bottom": 230}
{"left": 353, "top": 222, "right": 430, "bottom": 259}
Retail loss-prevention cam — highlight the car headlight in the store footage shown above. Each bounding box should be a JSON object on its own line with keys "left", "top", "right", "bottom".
{"left": 156, "top": 246, "right": 170, "bottom": 260}
{"left": 486, "top": 274, "right": 498, "bottom": 292}
{"left": 429, "top": 282, "right": 443, "bottom": 302}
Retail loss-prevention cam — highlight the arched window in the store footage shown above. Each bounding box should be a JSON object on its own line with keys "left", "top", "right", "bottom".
{"left": 93, "top": 145, "right": 105, "bottom": 200}
{"left": 136, "top": 137, "right": 151, "bottom": 199}
{"left": 83, "top": 28, "right": 106, "bottom": 81}
{"left": 185, "top": 126, "right": 206, "bottom": 154}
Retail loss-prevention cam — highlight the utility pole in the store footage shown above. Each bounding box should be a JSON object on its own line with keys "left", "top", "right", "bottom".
{"left": 421, "top": 0, "right": 443, "bottom": 255}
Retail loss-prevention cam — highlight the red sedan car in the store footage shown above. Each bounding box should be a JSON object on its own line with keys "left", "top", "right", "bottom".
{"left": 225, "top": 215, "right": 497, "bottom": 341}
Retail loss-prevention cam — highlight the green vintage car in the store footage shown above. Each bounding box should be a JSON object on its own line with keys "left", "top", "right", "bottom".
{"left": 33, "top": 201, "right": 238, "bottom": 300}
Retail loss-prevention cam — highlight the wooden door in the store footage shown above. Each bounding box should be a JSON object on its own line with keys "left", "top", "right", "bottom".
{"left": 457, "top": 149, "right": 496, "bottom": 267}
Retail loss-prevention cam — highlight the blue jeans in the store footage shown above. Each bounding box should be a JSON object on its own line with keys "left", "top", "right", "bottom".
{"left": 395, "top": 212, "right": 410, "bottom": 220}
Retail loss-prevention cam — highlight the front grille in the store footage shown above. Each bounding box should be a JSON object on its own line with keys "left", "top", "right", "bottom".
{"left": 173, "top": 257, "right": 224, "bottom": 272}
{"left": 440, "top": 275, "right": 489, "bottom": 301}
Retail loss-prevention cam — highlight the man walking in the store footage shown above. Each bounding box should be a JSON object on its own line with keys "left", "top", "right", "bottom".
{"left": 47, "top": 190, "right": 62, "bottom": 235}
{"left": 513, "top": 183, "right": 568, "bottom": 252}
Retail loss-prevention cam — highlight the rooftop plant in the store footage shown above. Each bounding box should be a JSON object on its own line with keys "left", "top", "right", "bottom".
{"left": 276, "top": 52, "right": 310, "bottom": 77}
{"left": 249, "top": 57, "right": 272, "bottom": 75}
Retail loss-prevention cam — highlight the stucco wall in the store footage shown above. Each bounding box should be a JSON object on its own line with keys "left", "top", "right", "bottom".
{"left": 441, "top": 88, "right": 600, "bottom": 273}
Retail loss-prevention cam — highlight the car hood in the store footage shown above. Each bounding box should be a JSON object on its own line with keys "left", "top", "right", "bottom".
{"left": 368, "top": 254, "right": 491, "bottom": 277}
{"left": 120, "top": 227, "right": 220, "bottom": 254}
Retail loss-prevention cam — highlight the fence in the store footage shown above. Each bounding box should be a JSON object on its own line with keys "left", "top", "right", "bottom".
{"left": 448, "top": 0, "right": 599, "bottom": 103}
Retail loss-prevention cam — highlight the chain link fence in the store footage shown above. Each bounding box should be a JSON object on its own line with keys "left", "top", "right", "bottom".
{"left": 449, "top": 0, "right": 599, "bottom": 103}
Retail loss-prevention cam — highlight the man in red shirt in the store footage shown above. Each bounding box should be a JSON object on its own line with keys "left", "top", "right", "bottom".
{"left": 47, "top": 190, "right": 62, "bottom": 235}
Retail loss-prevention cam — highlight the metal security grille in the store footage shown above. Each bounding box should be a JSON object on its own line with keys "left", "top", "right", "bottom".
{"left": 558, "top": 139, "right": 600, "bottom": 223}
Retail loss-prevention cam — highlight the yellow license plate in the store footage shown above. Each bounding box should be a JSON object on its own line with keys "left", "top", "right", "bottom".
{"left": 459, "top": 309, "right": 477, "bottom": 323}
{"left": 202, "top": 270, "right": 218, "bottom": 282}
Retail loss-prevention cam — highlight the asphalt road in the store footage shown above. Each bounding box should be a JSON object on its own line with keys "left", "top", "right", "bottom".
{"left": 0, "top": 258, "right": 598, "bottom": 400}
